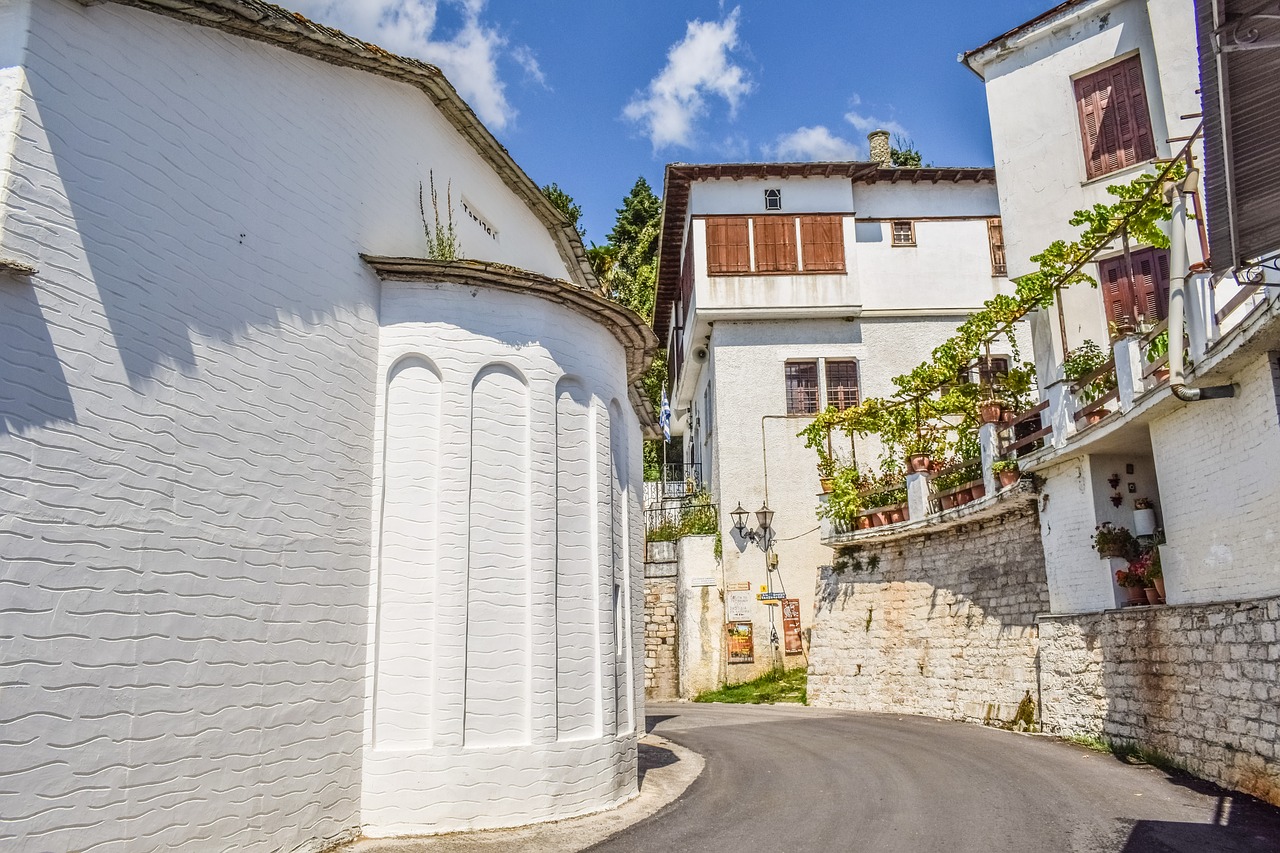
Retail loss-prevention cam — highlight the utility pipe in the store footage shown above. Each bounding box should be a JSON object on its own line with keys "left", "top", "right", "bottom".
{"left": 1166, "top": 172, "right": 1235, "bottom": 402}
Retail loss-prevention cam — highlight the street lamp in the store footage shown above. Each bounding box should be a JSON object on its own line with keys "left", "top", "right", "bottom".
{"left": 732, "top": 501, "right": 773, "bottom": 550}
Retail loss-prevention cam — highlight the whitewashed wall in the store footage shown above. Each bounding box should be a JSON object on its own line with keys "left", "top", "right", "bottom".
{"left": 1150, "top": 355, "right": 1280, "bottom": 604}
{"left": 708, "top": 316, "right": 982, "bottom": 679}
{"left": 972, "top": 0, "right": 1201, "bottom": 367}
{"left": 0, "top": 2, "right": 635, "bottom": 851}
{"left": 365, "top": 282, "right": 642, "bottom": 836}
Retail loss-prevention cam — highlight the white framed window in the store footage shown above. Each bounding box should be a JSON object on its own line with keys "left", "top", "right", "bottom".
{"left": 785, "top": 358, "right": 860, "bottom": 414}
{"left": 764, "top": 188, "right": 782, "bottom": 211}
{"left": 891, "top": 220, "right": 915, "bottom": 246}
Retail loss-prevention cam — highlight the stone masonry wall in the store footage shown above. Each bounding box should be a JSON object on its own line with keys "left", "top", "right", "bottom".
{"left": 1039, "top": 596, "right": 1280, "bottom": 806}
{"left": 808, "top": 497, "right": 1050, "bottom": 724}
{"left": 644, "top": 573, "right": 679, "bottom": 699}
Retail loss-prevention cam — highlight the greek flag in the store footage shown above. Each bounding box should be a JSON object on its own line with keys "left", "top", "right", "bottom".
{"left": 659, "top": 389, "right": 672, "bottom": 442}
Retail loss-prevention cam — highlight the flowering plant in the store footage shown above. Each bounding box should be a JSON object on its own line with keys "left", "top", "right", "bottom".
{"left": 1092, "top": 523, "right": 1139, "bottom": 560}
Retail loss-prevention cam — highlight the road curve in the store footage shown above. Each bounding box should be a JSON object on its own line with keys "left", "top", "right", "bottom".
{"left": 586, "top": 703, "right": 1280, "bottom": 853}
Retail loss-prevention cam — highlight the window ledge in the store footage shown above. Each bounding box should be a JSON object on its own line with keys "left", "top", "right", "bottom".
{"left": 1080, "top": 158, "right": 1158, "bottom": 188}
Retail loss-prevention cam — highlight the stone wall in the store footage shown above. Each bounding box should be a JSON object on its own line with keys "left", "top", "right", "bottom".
{"left": 644, "top": 572, "right": 679, "bottom": 699}
{"left": 1039, "top": 596, "right": 1280, "bottom": 806}
{"left": 808, "top": 494, "right": 1050, "bottom": 724}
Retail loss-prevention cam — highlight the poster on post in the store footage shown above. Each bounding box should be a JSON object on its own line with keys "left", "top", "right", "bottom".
{"left": 726, "top": 621, "right": 754, "bottom": 663}
{"left": 726, "top": 590, "right": 752, "bottom": 622}
{"left": 782, "top": 598, "right": 803, "bottom": 655}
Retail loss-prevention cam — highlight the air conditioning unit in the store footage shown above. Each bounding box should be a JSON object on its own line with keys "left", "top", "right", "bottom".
{"left": 692, "top": 346, "right": 709, "bottom": 363}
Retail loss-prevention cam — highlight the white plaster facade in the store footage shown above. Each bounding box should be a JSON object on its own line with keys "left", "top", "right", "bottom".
{"left": 0, "top": 1, "right": 649, "bottom": 850}
{"left": 965, "top": 0, "right": 1280, "bottom": 615}
{"left": 654, "top": 161, "right": 1018, "bottom": 681}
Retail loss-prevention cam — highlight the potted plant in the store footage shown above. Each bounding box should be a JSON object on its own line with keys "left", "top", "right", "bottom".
{"left": 978, "top": 398, "right": 1004, "bottom": 425}
{"left": 1144, "top": 547, "right": 1165, "bottom": 602}
{"left": 1114, "top": 562, "right": 1149, "bottom": 606}
{"left": 818, "top": 455, "right": 837, "bottom": 494}
{"left": 1064, "top": 340, "right": 1115, "bottom": 419}
{"left": 1145, "top": 329, "right": 1170, "bottom": 383}
{"left": 1132, "top": 497, "right": 1157, "bottom": 536}
{"left": 991, "top": 459, "right": 1021, "bottom": 489}
{"left": 1091, "top": 522, "right": 1138, "bottom": 560}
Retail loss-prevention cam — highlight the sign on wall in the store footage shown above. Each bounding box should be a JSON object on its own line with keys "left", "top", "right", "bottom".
{"left": 782, "top": 598, "right": 804, "bottom": 655}
{"left": 726, "top": 590, "right": 752, "bottom": 621}
{"left": 727, "top": 622, "right": 754, "bottom": 664}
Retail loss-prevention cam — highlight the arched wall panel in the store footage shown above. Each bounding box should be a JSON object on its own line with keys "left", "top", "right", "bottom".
{"left": 464, "top": 364, "right": 531, "bottom": 748}
{"left": 555, "top": 379, "right": 600, "bottom": 740}
{"left": 374, "top": 356, "right": 441, "bottom": 748}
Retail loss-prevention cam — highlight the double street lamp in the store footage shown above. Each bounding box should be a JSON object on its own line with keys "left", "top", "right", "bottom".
{"left": 730, "top": 502, "right": 774, "bottom": 550}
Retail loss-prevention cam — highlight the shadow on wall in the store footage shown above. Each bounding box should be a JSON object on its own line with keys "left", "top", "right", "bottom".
{"left": 1119, "top": 766, "right": 1280, "bottom": 852}
{"left": 23, "top": 30, "right": 383, "bottom": 392}
{"left": 0, "top": 278, "right": 77, "bottom": 433}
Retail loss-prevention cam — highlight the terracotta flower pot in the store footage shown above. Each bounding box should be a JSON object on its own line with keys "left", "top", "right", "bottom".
{"left": 1123, "top": 586, "right": 1147, "bottom": 606}
{"left": 955, "top": 489, "right": 972, "bottom": 505}
{"left": 907, "top": 454, "right": 931, "bottom": 473}
{"left": 978, "top": 400, "right": 1004, "bottom": 425}
{"left": 871, "top": 511, "right": 888, "bottom": 527}
{"left": 998, "top": 469, "right": 1020, "bottom": 488}
{"left": 1085, "top": 408, "right": 1110, "bottom": 425}
{"left": 1153, "top": 577, "right": 1166, "bottom": 601}
{"left": 1153, "top": 367, "right": 1170, "bottom": 384}
{"left": 857, "top": 516, "right": 872, "bottom": 530}
{"left": 820, "top": 477, "right": 834, "bottom": 494}
{"left": 1144, "top": 587, "right": 1162, "bottom": 605}
{"left": 939, "top": 493, "right": 956, "bottom": 510}
{"left": 970, "top": 483, "right": 986, "bottom": 500}
{"left": 887, "top": 508, "right": 903, "bottom": 523}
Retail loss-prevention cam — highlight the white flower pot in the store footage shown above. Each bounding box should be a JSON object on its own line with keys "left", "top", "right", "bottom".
{"left": 1133, "top": 507, "right": 1157, "bottom": 537}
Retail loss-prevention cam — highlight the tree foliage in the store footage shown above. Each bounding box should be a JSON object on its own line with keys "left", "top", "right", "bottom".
{"left": 890, "top": 135, "right": 923, "bottom": 168}
{"left": 540, "top": 182, "right": 585, "bottom": 239}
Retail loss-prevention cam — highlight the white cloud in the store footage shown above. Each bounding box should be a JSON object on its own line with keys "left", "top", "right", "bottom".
{"left": 623, "top": 7, "right": 753, "bottom": 151}
{"left": 763, "top": 126, "right": 862, "bottom": 161}
{"left": 290, "top": 0, "right": 532, "bottom": 129}
{"left": 843, "top": 108, "right": 909, "bottom": 140}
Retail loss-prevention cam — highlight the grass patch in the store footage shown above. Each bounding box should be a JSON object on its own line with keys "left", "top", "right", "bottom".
{"left": 693, "top": 667, "right": 807, "bottom": 705}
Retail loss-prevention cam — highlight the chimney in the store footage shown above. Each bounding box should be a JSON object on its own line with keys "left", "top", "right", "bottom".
{"left": 867, "top": 129, "right": 892, "bottom": 168}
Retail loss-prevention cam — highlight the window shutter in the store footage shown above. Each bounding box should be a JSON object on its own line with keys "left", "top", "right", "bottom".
{"left": 754, "top": 216, "right": 798, "bottom": 272}
{"left": 705, "top": 217, "right": 750, "bottom": 274}
{"left": 1099, "top": 256, "right": 1135, "bottom": 324}
{"left": 987, "top": 218, "right": 1007, "bottom": 276}
{"left": 1132, "top": 248, "right": 1170, "bottom": 322}
{"left": 799, "top": 216, "right": 845, "bottom": 272}
{"left": 1075, "top": 55, "right": 1155, "bottom": 180}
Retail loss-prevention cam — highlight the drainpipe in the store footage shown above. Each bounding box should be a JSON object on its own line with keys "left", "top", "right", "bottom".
{"left": 1166, "top": 173, "right": 1235, "bottom": 402}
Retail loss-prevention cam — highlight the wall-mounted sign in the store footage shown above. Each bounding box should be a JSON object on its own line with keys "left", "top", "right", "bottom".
{"left": 727, "top": 621, "right": 754, "bottom": 664}
{"left": 727, "top": 582, "right": 751, "bottom": 591}
{"left": 726, "top": 590, "right": 752, "bottom": 621}
{"left": 782, "top": 598, "right": 803, "bottom": 656}
{"left": 691, "top": 577, "right": 717, "bottom": 587}
{"left": 757, "top": 591, "right": 786, "bottom": 601}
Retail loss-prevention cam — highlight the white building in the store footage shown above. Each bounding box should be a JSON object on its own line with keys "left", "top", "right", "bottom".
{"left": 0, "top": 1, "right": 652, "bottom": 849}
{"left": 961, "top": 0, "right": 1280, "bottom": 803}
{"left": 652, "top": 140, "right": 1016, "bottom": 685}
{"left": 962, "top": 0, "right": 1279, "bottom": 612}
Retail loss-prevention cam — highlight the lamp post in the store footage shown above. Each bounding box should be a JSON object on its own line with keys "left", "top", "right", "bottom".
{"left": 731, "top": 501, "right": 774, "bottom": 551}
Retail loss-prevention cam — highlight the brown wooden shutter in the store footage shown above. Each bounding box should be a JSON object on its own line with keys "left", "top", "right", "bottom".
{"left": 1099, "top": 248, "right": 1170, "bottom": 325}
{"left": 1099, "top": 255, "right": 1135, "bottom": 324}
{"left": 754, "top": 216, "right": 798, "bottom": 272}
{"left": 799, "top": 215, "right": 845, "bottom": 272}
{"left": 1075, "top": 55, "right": 1155, "bottom": 180}
{"left": 705, "top": 217, "right": 751, "bottom": 274}
{"left": 987, "top": 218, "right": 1007, "bottom": 276}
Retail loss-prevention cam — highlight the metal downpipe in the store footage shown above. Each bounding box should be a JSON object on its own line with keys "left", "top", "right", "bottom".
{"left": 1166, "top": 177, "right": 1235, "bottom": 402}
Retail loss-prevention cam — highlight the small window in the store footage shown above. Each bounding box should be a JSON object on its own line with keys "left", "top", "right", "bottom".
{"left": 825, "top": 360, "right": 860, "bottom": 411}
{"left": 785, "top": 361, "right": 820, "bottom": 415}
{"left": 891, "top": 220, "right": 915, "bottom": 246}
{"left": 764, "top": 188, "right": 782, "bottom": 211}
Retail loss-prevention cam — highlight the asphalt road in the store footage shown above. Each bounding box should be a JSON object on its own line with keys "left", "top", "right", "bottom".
{"left": 586, "top": 703, "right": 1280, "bottom": 853}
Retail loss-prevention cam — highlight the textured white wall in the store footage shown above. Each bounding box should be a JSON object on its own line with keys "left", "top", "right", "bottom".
{"left": 0, "top": 2, "right": 636, "bottom": 851}
{"left": 974, "top": 0, "right": 1200, "bottom": 363}
{"left": 366, "top": 283, "right": 642, "bottom": 836}
{"left": 708, "top": 316, "right": 986, "bottom": 679}
{"left": 1150, "top": 356, "right": 1280, "bottom": 604}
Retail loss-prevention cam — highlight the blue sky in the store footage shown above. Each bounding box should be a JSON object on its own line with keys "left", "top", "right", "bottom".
{"left": 291, "top": 1, "right": 1054, "bottom": 244}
